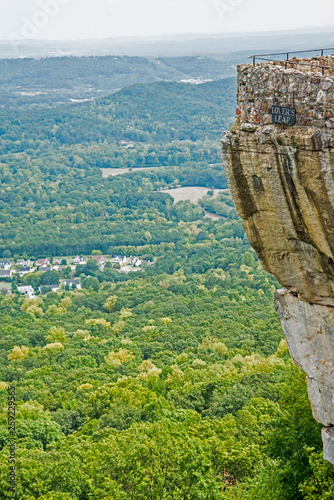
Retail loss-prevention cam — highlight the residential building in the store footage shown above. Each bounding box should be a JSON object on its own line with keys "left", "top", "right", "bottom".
{"left": 120, "top": 140, "right": 136, "bottom": 148}
{"left": 53, "top": 259, "right": 63, "bottom": 270}
{"left": 17, "top": 286, "right": 35, "bottom": 298}
{"left": 91, "top": 255, "right": 106, "bottom": 263}
{"left": 39, "top": 284, "right": 59, "bottom": 294}
{"left": 0, "top": 270, "right": 12, "bottom": 279}
{"left": 91, "top": 255, "right": 105, "bottom": 270}
{"left": 62, "top": 279, "right": 81, "bottom": 290}
{"left": 17, "top": 259, "right": 32, "bottom": 267}
{"left": 35, "top": 258, "right": 51, "bottom": 267}
{"left": 19, "top": 267, "right": 31, "bottom": 277}
{"left": 38, "top": 266, "right": 52, "bottom": 272}
{"left": 129, "top": 256, "right": 142, "bottom": 267}
{"left": 0, "top": 260, "right": 11, "bottom": 270}
{"left": 113, "top": 256, "right": 127, "bottom": 265}
{"left": 73, "top": 256, "right": 86, "bottom": 265}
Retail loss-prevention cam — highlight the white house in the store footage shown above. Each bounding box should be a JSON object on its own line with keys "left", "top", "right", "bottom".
{"left": 73, "top": 256, "right": 86, "bottom": 266}
{"left": 129, "top": 256, "right": 142, "bottom": 267}
{"left": 113, "top": 256, "right": 127, "bottom": 265}
{"left": 18, "top": 286, "right": 35, "bottom": 299}
{"left": 17, "top": 259, "right": 31, "bottom": 267}
{"left": 0, "top": 260, "right": 11, "bottom": 270}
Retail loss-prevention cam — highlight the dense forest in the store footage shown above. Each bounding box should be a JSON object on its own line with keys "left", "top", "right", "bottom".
{"left": 0, "top": 60, "right": 333, "bottom": 499}
{"left": 0, "top": 78, "right": 235, "bottom": 151}
{"left": 0, "top": 220, "right": 326, "bottom": 500}
{"left": 0, "top": 78, "right": 235, "bottom": 255}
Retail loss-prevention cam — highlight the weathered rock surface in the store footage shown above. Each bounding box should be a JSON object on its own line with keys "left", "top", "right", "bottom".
{"left": 275, "top": 290, "right": 334, "bottom": 427}
{"left": 323, "top": 427, "right": 334, "bottom": 464}
{"left": 222, "top": 126, "right": 334, "bottom": 307}
{"left": 222, "top": 55, "right": 334, "bottom": 464}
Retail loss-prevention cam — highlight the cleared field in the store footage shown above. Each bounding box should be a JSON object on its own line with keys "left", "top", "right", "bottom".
{"left": 0, "top": 282, "right": 11, "bottom": 289}
{"left": 167, "top": 186, "right": 222, "bottom": 204}
{"left": 101, "top": 167, "right": 158, "bottom": 177}
{"left": 204, "top": 211, "right": 223, "bottom": 220}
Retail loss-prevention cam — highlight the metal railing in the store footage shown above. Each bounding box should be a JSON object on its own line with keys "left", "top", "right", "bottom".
{"left": 249, "top": 48, "right": 334, "bottom": 75}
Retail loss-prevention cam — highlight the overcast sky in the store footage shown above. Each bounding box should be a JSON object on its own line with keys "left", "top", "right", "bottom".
{"left": 1, "top": 0, "right": 333, "bottom": 41}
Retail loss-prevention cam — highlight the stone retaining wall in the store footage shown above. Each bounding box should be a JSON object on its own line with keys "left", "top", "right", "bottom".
{"left": 237, "top": 55, "right": 334, "bottom": 128}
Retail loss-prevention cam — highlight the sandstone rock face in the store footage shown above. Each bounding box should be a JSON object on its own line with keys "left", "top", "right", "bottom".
{"left": 275, "top": 290, "right": 334, "bottom": 426}
{"left": 222, "top": 126, "right": 334, "bottom": 307}
{"left": 223, "top": 55, "right": 334, "bottom": 464}
{"left": 322, "top": 428, "right": 334, "bottom": 464}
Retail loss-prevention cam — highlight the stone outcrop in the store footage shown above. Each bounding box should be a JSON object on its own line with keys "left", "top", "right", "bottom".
{"left": 222, "top": 124, "right": 334, "bottom": 307}
{"left": 222, "top": 54, "right": 334, "bottom": 464}
{"left": 275, "top": 289, "right": 334, "bottom": 462}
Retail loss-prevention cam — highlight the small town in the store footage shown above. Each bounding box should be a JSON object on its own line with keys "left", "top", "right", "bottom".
{"left": 0, "top": 254, "right": 149, "bottom": 298}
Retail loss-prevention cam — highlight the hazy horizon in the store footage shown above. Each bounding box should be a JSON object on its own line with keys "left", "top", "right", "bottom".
{"left": 1, "top": 0, "right": 333, "bottom": 43}
{"left": 1, "top": 24, "right": 334, "bottom": 43}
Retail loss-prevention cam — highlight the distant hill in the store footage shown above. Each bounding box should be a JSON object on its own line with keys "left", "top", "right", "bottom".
{"left": 0, "top": 78, "right": 237, "bottom": 154}
{"left": 3, "top": 27, "right": 333, "bottom": 108}
{"left": 0, "top": 55, "right": 236, "bottom": 109}
{"left": 0, "top": 55, "right": 231, "bottom": 88}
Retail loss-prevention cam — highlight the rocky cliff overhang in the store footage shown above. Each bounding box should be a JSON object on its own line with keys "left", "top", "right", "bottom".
{"left": 222, "top": 124, "right": 334, "bottom": 307}
{"left": 222, "top": 54, "right": 334, "bottom": 464}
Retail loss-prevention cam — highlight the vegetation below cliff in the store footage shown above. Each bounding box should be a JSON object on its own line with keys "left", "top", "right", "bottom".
{"left": 0, "top": 237, "right": 324, "bottom": 499}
